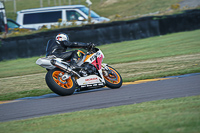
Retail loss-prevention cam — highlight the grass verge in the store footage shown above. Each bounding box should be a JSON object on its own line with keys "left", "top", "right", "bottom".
{"left": 0, "top": 89, "right": 52, "bottom": 101}
{"left": 0, "top": 29, "right": 200, "bottom": 101}
{"left": 0, "top": 95, "right": 200, "bottom": 133}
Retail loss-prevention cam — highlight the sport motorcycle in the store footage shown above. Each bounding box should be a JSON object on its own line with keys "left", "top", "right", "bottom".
{"left": 36, "top": 44, "right": 122, "bottom": 96}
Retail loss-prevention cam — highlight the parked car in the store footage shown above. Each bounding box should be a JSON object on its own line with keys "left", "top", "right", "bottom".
{"left": 16, "top": 5, "right": 110, "bottom": 30}
{"left": 7, "top": 18, "right": 36, "bottom": 32}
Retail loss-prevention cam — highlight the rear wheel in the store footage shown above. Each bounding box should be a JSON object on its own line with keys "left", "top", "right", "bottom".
{"left": 45, "top": 68, "right": 76, "bottom": 96}
{"left": 103, "top": 66, "right": 122, "bottom": 89}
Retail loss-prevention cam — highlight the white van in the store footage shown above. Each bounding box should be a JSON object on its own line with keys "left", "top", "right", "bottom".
{"left": 16, "top": 5, "right": 110, "bottom": 30}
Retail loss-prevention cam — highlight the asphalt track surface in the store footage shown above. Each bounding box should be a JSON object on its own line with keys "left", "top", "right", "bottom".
{"left": 0, "top": 74, "right": 200, "bottom": 122}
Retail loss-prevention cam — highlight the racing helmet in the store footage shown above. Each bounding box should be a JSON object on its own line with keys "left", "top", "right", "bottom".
{"left": 55, "top": 33, "right": 69, "bottom": 42}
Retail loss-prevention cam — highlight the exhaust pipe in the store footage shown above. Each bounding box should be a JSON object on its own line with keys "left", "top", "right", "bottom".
{"left": 51, "top": 59, "right": 81, "bottom": 78}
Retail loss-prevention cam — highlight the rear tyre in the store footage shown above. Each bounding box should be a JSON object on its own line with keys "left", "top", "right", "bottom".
{"left": 103, "top": 66, "right": 122, "bottom": 89}
{"left": 45, "top": 68, "right": 76, "bottom": 96}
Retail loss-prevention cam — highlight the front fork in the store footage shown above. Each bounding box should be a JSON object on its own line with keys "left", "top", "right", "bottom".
{"left": 102, "top": 63, "right": 110, "bottom": 76}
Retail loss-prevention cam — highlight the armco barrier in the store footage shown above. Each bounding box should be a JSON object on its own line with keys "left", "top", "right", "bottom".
{"left": 0, "top": 9, "right": 200, "bottom": 61}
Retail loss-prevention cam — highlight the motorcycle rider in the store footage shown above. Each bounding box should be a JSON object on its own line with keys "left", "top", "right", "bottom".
{"left": 46, "top": 33, "right": 94, "bottom": 69}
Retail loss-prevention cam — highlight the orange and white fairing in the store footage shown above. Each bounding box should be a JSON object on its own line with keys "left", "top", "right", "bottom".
{"left": 83, "top": 49, "right": 104, "bottom": 70}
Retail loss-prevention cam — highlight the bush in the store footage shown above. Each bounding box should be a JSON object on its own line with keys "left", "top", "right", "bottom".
{"left": 171, "top": 3, "right": 180, "bottom": 10}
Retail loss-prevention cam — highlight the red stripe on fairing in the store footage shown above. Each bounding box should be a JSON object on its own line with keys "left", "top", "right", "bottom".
{"left": 91, "top": 55, "right": 103, "bottom": 70}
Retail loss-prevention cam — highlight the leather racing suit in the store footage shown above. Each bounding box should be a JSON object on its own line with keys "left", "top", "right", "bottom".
{"left": 46, "top": 39, "right": 89, "bottom": 67}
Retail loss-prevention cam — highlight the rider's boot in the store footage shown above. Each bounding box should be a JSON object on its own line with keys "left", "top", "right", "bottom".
{"left": 70, "top": 59, "right": 82, "bottom": 70}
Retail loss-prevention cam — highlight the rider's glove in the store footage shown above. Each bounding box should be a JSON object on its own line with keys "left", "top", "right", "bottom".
{"left": 87, "top": 42, "right": 95, "bottom": 50}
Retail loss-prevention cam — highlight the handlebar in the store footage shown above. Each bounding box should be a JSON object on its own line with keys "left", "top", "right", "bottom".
{"left": 87, "top": 43, "right": 96, "bottom": 53}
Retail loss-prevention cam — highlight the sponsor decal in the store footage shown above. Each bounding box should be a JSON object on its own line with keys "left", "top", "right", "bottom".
{"left": 85, "top": 77, "right": 98, "bottom": 81}
{"left": 90, "top": 52, "right": 102, "bottom": 62}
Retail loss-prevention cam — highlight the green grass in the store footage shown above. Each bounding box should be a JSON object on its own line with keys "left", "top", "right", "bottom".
{"left": 0, "top": 56, "right": 46, "bottom": 78}
{"left": 0, "top": 29, "right": 200, "bottom": 101}
{"left": 0, "top": 89, "right": 52, "bottom": 101}
{"left": 4, "top": 0, "right": 183, "bottom": 20}
{"left": 94, "top": 0, "right": 183, "bottom": 19}
{"left": 100, "top": 31, "right": 200, "bottom": 64}
{"left": 0, "top": 95, "right": 200, "bottom": 133}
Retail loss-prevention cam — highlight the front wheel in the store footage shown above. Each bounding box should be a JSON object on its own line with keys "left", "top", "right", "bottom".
{"left": 45, "top": 68, "right": 76, "bottom": 96}
{"left": 103, "top": 66, "right": 122, "bottom": 89}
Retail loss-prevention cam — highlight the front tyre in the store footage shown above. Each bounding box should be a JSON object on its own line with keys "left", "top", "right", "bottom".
{"left": 103, "top": 66, "right": 122, "bottom": 89}
{"left": 45, "top": 68, "right": 76, "bottom": 96}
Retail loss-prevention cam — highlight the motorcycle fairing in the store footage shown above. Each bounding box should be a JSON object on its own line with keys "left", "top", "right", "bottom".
{"left": 84, "top": 49, "right": 104, "bottom": 70}
{"left": 76, "top": 49, "right": 106, "bottom": 87}
{"left": 76, "top": 75, "right": 104, "bottom": 87}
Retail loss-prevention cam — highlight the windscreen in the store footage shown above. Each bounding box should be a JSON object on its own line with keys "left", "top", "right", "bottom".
{"left": 79, "top": 7, "right": 100, "bottom": 18}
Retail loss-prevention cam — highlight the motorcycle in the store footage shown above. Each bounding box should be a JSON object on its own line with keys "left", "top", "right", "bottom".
{"left": 36, "top": 44, "right": 122, "bottom": 96}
